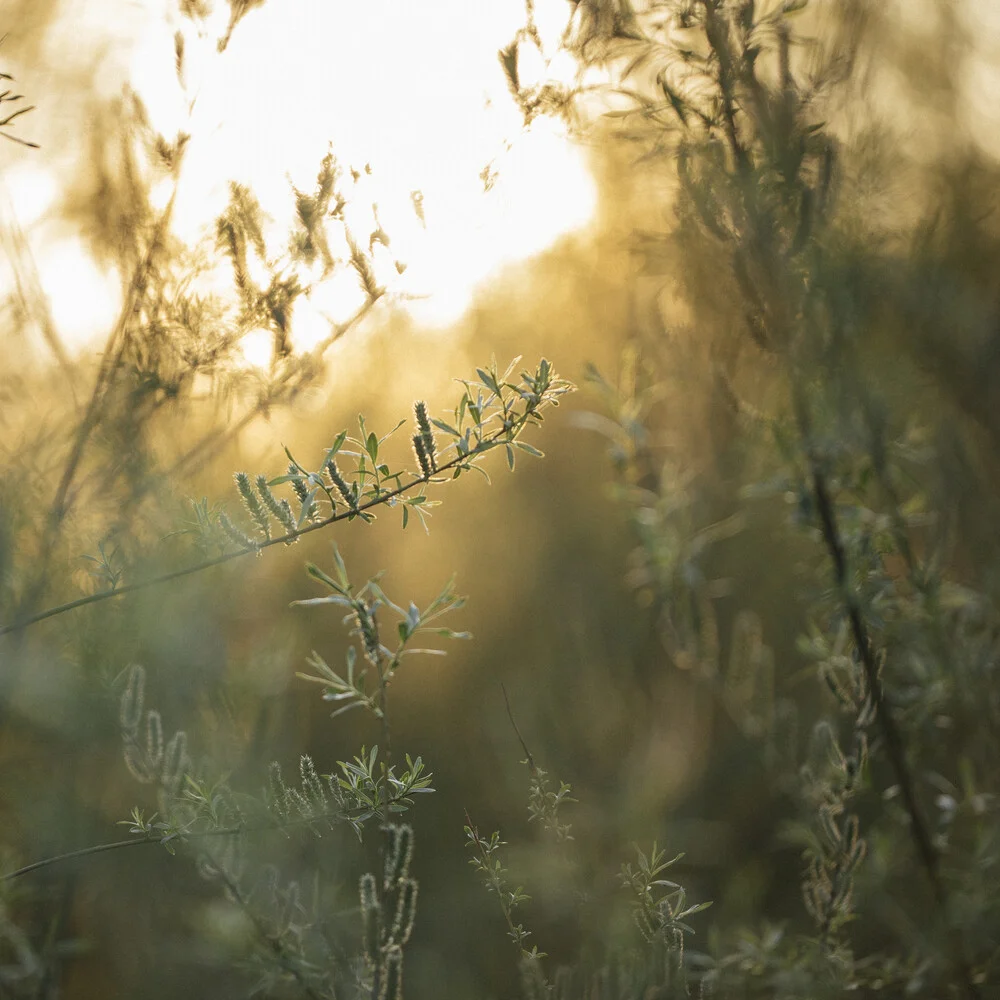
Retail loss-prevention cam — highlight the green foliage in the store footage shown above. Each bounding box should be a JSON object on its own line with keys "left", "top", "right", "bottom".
{"left": 619, "top": 843, "right": 712, "bottom": 947}
{"left": 295, "top": 554, "right": 468, "bottom": 724}
{"left": 464, "top": 821, "right": 543, "bottom": 959}
{"left": 532, "top": 0, "right": 1000, "bottom": 997}
{"left": 3, "top": 1, "right": 999, "bottom": 998}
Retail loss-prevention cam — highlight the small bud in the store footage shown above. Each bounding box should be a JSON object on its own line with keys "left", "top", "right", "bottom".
{"left": 162, "top": 730, "right": 189, "bottom": 794}
{"left": 145, "top": 710, "right": 164, "bottom": 769}
{"left": 300, "top": 755, "right": 326, "bottom": 811}
{"left": 218, "top": 511, "right": 258, "bottom": 552}
{"left": 384, "top": 824, "right": 414, "bottom": 889}
{"left": 326, "top": 460, "right": 358, "bottom": 511}
{"left": 413, "top": 400, "right": 436, "bottom": 470}
{"left": 289, "top": 464, "right": 310, "bottom": 504}
{"left": 360, "top": 872, "right": 381, "bottom": 963}
{"left": 235, "top": 471, "right": 270, "bottom": 538}
{"left": 123, "top": 737, "right": 155, "bottom": 784}
{"left": 267, "top": 762, "right": 288, "bottom": 820}
{"left": 412, "top": 435, "right": 433, "bottom": 478}
{"left": 120, "top": 664, "right": 145, "bottom": 732}
{"left": 381, "top": 943, "right": 403, "bottom": 1000}
{"left": 354, "top": 602, "right": 380, "bottom": 663}
{"left": 389, "top": 878, "right": 418, "bottom": 946}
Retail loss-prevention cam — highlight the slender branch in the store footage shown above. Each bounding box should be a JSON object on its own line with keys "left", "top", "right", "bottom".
{"left": 1, "top": 836, "right": 161, "bottom": 882}
{"left": 167, "top": 294, "right": 383, "bottom": 483}
{"left": 2, "top": 787, "right": 422, "bottom": 883}
{"left": 501, "top": 682, "right": 535, "bottom": 773}
{"left": 797, "top": 396, "right": 981, "bottom": 1000}
{"left": 701, "top": 0, "right": 751, "bottom": 176}
{"left": 0, "top": 129, "right": 39, "bottom": 148}
{"left": 0, "top": 416, "right": 530, "bottom": 636}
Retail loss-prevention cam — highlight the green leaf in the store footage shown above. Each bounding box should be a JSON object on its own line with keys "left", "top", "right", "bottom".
{"left": 379, "top": 418, "right": 406, "bottom": 443}
{"left": 306, "top": 562, "right": 342, "bottom": 592}
{"left": 290, "top": 595, "right": 349, "bottom": 607}
{"left": 434, "top": 628, "right": 472, "bottom": 639}
{"left": 505, "top": 444, "right": 515, "bottom": 470}
{"left": 513, "top": 441, "right": 544, "bottom": 458}
{"left": 327, "top": 429, "right": 348, "bottom": 459}
{"left": 366, "top": 431, "right": 379, "bottom": 462}
{"left": 476, "top": 368, "right": 500, "bottom": 394}
{"left": 430, "top": 418, "right": 459, "bottom": 437}
{"left": 332, "top": 546, "right": 349, "bottom": 588}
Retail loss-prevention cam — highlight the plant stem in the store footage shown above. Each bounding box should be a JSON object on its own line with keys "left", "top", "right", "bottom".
{"left": 0, "top": 417, "right": 528, "bottom": 637}
{"left": 2, "top": 789, "right": 420, "bottom": 883}
{"left": 797, "top": 395, "right": 980, "bottom": 1000}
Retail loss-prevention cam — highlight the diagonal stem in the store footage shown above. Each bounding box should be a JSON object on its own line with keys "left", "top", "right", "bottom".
{"left": 795, "top": 391, "right": 980, "bottom": 1000}
{"left": 0, "top": 414, "right": 533, "bottom": 637}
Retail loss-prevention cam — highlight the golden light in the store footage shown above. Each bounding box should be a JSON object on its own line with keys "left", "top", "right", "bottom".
{"left": 1, "top": 0, "right": 596, "bottom": 357}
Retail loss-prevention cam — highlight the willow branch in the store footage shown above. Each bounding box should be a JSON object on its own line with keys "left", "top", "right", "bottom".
{"left": 0, "top": 418, "right": 529, "bottom": 637}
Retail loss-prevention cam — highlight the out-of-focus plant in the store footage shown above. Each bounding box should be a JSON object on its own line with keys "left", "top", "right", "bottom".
{"left": 496, "top": 0, "right": 1000, "bottom": 997}
{"left": 3, "top": 341, "right": 719, "bottom": 998}
{"left": 0, "top": 55, "right": 38, "bottom": 148}
{"left": 0, "top": 0, "right": 414, "bottom": 643}
{"left": 2, "top": 353, "right": 577, "bottom": 998}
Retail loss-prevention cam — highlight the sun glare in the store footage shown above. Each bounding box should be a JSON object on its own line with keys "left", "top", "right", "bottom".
{"left": 3, "top": 1, "right": 595, "bottom": 359}
{"left": 139, "top": 0, "right": 594, "bottom": 339}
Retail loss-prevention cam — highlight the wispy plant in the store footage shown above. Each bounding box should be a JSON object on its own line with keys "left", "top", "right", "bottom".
{"left": 528, "top": 0, "right": 1000, "bottom": 996}
{"left": 0, "top": 356, "right": 571, "bottom": 635}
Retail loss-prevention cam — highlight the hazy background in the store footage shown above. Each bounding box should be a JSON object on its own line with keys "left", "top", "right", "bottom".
{"left": 2, "top": 1, "right": 1000, "bottom": 997}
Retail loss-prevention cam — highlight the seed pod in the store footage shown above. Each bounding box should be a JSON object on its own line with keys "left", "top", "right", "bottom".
{"left": 389, "top": 878, "right": 418, "bottom": 946}
{"left": 326, "top": 460, "right": 358, "bottom": 511}
{"left": 380, "top": 943, "right": 403, "bottom": 1000}
{"left": 120, "top": 664, "right": 145, "bottom": 732}
{"left": 383, "top": 824, "right": 414, "bottom": 889}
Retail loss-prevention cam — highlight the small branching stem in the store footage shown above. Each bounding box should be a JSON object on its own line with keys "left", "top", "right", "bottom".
{"left": 213, "top": 867, "right": 327, "bottom": 1000}
{"left": 14, "top": 185, "right": 181, "bottom": 625}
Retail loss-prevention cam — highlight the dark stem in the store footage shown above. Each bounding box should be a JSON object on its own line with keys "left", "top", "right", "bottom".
{"left": 701, "top": 0, "right": 751, "bottom": 177}
{"left": 797, "top": 395, "right": 980, "bottom": 1000}
{"left": 501, "top": 682, "right": 535, "bottom": 773}
{"left": 16, "top": 187, "right": 180, "bottom": 623}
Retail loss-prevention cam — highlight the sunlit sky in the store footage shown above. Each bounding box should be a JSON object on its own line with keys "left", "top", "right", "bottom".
{"left": 6, "top": 0, "right": 1000, "bottom": 368}
{"left": 0, "top": 0, "right": 596, "bottom": 362}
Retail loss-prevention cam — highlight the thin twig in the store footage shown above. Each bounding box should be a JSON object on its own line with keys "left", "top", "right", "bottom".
{"left": 501, "top": 682, "right": 535, "bottom": 773}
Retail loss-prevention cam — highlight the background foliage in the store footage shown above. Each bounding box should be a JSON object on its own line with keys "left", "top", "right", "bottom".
{"left": 2, "top": 1, "right": 999, "bottom": 998}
